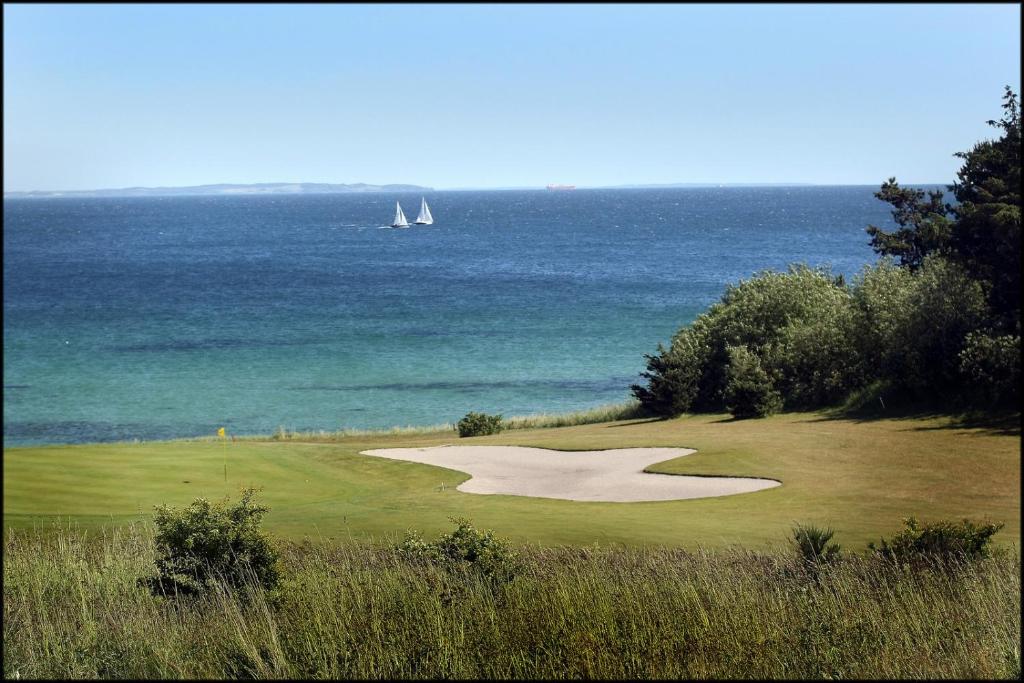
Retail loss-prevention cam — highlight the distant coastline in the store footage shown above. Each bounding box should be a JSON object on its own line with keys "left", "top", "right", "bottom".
{"left": 4, "top": 181, "right": 952, "bottom": 199}
{"left": 3, "top": 182, "right": 433, "bottom": 199}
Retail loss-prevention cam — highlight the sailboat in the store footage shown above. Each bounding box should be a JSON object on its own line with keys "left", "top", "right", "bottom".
{"left": 391, "top": 201, "right": 409, "bottom": 228}
{"left": 414, "top": 197, "right": 433, "bottom": 225}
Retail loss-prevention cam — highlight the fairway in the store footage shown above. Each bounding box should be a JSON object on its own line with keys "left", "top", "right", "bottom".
{"left": 3, "top": 412, "right": 1020, "bottom": 550}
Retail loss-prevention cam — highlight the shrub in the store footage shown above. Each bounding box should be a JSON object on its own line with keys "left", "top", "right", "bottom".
{"left": 862, "top": 257, "right": 989, "bottom": 400}
{"left": 634, "top": 266, "right": 861, "bottom": 416}
{"left": 398, "top": 517, "right": 520, "bottom": 582}
{"left": 724, "top": 346, "right": 782, "bottom": 419}
{"left": 632, "top": 319, "right": 713, "bottom": 416}
{"left": 764, "top": 303, "right": 863, "bottom": 408}
{"left": 457, "top": 411, "right": 504, "bottom": 437}
{"left": 791, "top": 523, "right": 842, "bottom": 569}
{"left": 958, "top": 332, "right": 1021, "bottom": 407}
{"left": 850, "top": 259, "right": 916, "bottom": 371}
{"left": 635, "top": 255, "right": 1003, "bottom": 416}
{"left": 146, "top": 487, "right": 280, "bottom": 596}
{"left": 868, "top": 516, "right": 1004, "bottom": 567}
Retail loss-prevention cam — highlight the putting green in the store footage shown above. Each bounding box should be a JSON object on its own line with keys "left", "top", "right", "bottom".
{"left": 3, "top": 412, "right": 1019, "bottom": 550}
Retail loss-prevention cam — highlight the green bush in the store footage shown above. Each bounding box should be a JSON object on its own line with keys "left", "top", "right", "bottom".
{"left": 868, "top": 516, "right": 1005, "bottom": 567}
{"left": 457, "top": 411, "right": 504, "bottom": 437}
{"left": 634, "top": 256, "right": 1004, "bottom": 416}
{"left": 632, "top": 319, "right": 713, "bottom": 416}
{"left": 791, "top": 523, "right": 841, "bottom": 570}
{"left": 958, "top": 331, "right": 1021, "bottom": 407}
{"left": 849, "top": 260, "right": 918, "bottom": 401}
{"left": 398, "top": 517, "right": 520, "bottom": 582}
{"left": 852, "top": 257, "right": 989, "bottom": 402}
{"left": 146, "top": 487, "right": 280, "bottom": 596}
{"left": 724, "top": 346, "right": 782, "bottom": 419}
{"left": 765, "top": 303, "right": 864, "bottom": 407}
{"left": 886, "top": 257, "right": 990, "bottom": 398}
{"left": 634, "top": 266, "right": 860, "bottom": 416}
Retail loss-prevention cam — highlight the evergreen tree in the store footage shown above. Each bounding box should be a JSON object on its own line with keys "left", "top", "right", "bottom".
{"left": 866, "top": 179, "right": 952, "bottom": 270}
{"left": 867, "top": 86, "right": 1021, "bottom": 331}
{"left": 948, "top": 86, "right": 1021, "bottom": 332}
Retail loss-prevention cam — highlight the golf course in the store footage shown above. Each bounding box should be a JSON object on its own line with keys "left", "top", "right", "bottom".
{"left": 5, "top": 410, "right": 1019, "bottom": 550}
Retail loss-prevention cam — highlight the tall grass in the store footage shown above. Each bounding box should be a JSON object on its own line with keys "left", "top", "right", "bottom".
{"left": 503, "top": 400, "right": 647, "bottom": 430}
{"left": 263, "top": 422, "right": 458, "bottom": 442}
{"left": 4, "top": 524, "right": 1019, "bottom": 679}
{"left": 248, "top": 401, "right": 647, "bottom": 442}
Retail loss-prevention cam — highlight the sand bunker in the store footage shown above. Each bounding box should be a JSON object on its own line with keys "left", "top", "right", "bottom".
{"left": 359, "top": 445, "right": 780, "bottom": 502}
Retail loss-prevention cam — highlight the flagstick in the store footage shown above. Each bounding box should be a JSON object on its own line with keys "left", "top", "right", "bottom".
{"left": 217, "top": 427, "right": 227, "bottom": 487}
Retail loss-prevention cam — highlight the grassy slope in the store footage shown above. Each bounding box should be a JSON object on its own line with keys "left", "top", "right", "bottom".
{"left": 3, "top": 411, "right": 1019, "bottom": 550}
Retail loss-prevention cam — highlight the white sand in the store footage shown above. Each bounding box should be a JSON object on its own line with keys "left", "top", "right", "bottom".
{"left": 359, "top": 445, "right": 780, "bottom": 502}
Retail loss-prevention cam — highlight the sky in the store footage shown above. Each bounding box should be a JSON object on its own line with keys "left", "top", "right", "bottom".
{"left": 3, "top": 3, "right": 1021, "bottom": 192}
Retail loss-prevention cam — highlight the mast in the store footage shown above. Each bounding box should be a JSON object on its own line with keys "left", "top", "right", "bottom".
{"left": 392, "top": 201, "right": 409, "bottom": 227}
{"left": 415, "top": 197, "right": 433, "bottom": 225}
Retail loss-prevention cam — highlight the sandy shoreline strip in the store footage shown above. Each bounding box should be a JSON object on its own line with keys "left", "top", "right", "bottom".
{"left": 359, "top": 445, "right": 780, "bottom": 502}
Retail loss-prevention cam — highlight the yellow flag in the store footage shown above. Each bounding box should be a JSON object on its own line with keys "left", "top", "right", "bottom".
{"left": 217, "top": 427, "right": 226, "bottom": 438}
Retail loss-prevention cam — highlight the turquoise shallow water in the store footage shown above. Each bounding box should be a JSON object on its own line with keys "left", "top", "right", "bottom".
{"left": 3, "top": 187, "right": 895, "bottom": 445}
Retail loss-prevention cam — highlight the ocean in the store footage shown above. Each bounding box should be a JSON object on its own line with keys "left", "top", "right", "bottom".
{"left": 3, "top": 186, "right": 897, "bottom": 446}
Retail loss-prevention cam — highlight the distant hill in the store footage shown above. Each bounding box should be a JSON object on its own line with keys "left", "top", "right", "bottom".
{"left": 4, "top": 182, "right": 432, "bottom": 199}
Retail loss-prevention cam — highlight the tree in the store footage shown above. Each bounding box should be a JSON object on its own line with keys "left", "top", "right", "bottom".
{"left": 948, "top": 86, "right": 1021, "bottom": 332}
{"left": 866, "top": 87, "right": 1021, "bottom": 331}
{"left": 865, "top": 179, "right": 953, "bottom": 270}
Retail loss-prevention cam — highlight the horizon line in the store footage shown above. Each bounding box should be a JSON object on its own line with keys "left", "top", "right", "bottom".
{"left": 4, "top": 179, "right": 951, "bottom": 197}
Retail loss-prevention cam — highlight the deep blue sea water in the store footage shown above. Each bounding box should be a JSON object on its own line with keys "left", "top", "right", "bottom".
{"left": 4, "top": 187, "right": 898, "bottom": 446}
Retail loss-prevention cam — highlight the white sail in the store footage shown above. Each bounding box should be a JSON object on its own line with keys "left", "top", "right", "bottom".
{"left": 414, "top": 197, "right": 433, "bottom": 225}
{"left": 392, "top": 201, "right": 409, "bottom": 227}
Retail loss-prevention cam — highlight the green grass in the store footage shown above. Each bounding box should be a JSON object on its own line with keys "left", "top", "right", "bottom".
{"left": 4, "top": 410, "right": 1019, "bottom": 550}
{"left": 3, "top": 524, "right": 1020, "bottom": 679}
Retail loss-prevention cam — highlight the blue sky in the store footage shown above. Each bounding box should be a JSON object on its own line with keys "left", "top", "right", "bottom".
{"left": 3, "top": 3, "right": 1020, "bottom": 191}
